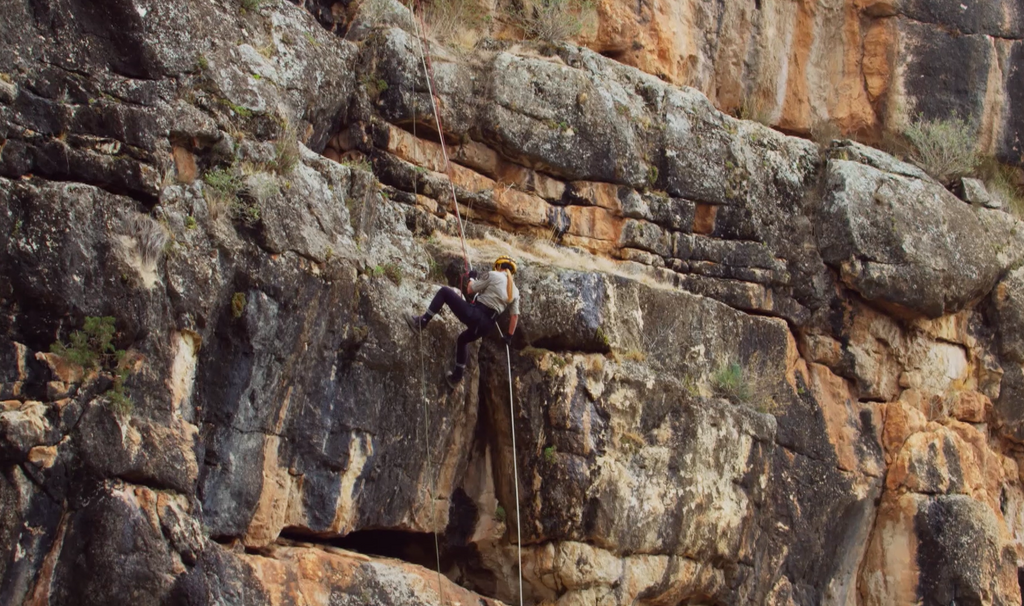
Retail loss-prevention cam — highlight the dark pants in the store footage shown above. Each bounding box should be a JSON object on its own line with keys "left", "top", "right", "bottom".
{"left": 425, "top": 287, "right": 498, "bottom": 369}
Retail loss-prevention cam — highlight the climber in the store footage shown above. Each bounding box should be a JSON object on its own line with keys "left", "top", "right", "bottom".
{"left": 406, "top": 256, "right": 521, "bottom": 386}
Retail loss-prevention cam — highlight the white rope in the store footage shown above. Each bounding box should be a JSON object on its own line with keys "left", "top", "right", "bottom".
{"left": 408, "top": 31, "right": 446, "bottom": 602}
{"left": 409, "top": 4, "right": 472, "bottom": 273}
{"left": 418, "top": 331, "right": 447, "bottom": 606}
{"left": 496, "top": 324, "right": 524, "bottom": 606}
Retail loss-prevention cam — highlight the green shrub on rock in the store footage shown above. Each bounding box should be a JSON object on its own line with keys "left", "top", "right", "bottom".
{"left": 51, "top": 316, "right": 134, "bottom": 418}
{"left": 711, "top": 356, "right": 777, "bottom": 414}
{"left": 50, "top": 316, "right": 118, "bottom": 370}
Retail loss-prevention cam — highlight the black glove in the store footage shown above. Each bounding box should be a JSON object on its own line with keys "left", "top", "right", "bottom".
{"left": 467, "top": 270, "right": 478, "bottom": 279}
{"left": 503, "top": 333, "right": 513, "bottom": 346}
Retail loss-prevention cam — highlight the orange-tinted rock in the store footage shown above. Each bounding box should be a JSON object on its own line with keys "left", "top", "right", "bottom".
{"left": 172, "top": 145, "right": 197, "bottom": 184}
{"left": 27, "top": 444, "right": 57, "bottom": 468}
{"left": 242, "top": 545, "right": 505, "bottom": 606}
{"left": 830, "top": 4, "right": 878, "bottom": 137}
{"left": 881, "top": 400, "right": 927, "bottom": 462}
{"left": 386, "top": 125, "right": 447, "bottom": 173}
{"left": 34, "top": 351, "right": 84, "bottom": 384}
{"left": 807, "top": 363, "right": 883, "bottom": 476}
{"left": 859, "top": 493, "right": 923, "bottom": 606}
{"left": 949, "top": 390, "right": 990, "bottom": 423}
{"left": 567, "top": 181, "right": 622, "bottom": 212}
{"left": 777, "top": 0, "right": 815, "bottom": 133}
{"left": 885, "top": 424, "right": 982, "bottom": 494}
{"left": 862, "top": 19, "right": 894, "bottom": 103}
{"left": 564, "top": 205, "right": 623, "bottom": 243}
{"left": 692, "top": 204, "right": 717, "bottom": 234}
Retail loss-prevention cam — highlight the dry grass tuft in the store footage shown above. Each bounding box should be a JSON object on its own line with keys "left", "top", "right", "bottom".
{"left": 423, "top": 0, "right": 487, "bottom": 48}
{"left": 975, "top": 157, "right": 1024, "bottom": 220}
{"left": 116, "top": 213, "right": 170, "bottom": 289}
{"left": 507, "top": 0, "right": 596, "bottom": 43}
{"left": 901, "top": 114, "right": 979, "bottom": 186}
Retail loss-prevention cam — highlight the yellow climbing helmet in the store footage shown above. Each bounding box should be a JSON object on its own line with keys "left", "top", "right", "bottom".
{"left": 494, "top": 255, "right": 517, "bottom": 275}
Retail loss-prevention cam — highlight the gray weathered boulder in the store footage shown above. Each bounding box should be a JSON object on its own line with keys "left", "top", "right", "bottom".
{"left": 818, "top": 159, "right": 1022, "bottom": 317}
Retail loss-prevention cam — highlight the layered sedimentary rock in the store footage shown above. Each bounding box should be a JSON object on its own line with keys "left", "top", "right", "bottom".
{"left": 2, "top": 0, "right": 1024, "bottom": 605}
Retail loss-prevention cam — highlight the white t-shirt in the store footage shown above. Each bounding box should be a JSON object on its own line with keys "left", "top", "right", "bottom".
{"left": 470, "top": 270, "right": 521, "bottom": 316}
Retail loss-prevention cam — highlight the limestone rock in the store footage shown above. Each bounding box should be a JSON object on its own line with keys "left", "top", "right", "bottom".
{"left": 818, "top": 160, "right": 1023, "bottom": 317}
{"left": 3, "top": 0, "right": 1024, "bottom": 603}
{"left": 241, "top": 545, "right": 506, "bottom": 606}
{"left": 991, "top": 266, "right": 1024, "bottom": 364}
{"left": 860, "top": 493, "right": 1019, "bottom": 606}
{"left": 959, "top": 177, "right": 1002, "bottom": 209}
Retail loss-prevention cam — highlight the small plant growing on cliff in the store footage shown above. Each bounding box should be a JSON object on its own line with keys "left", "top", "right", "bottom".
{"left": 543, "top": 445, "right": 557, "bottom": 463}
{"left": 901, "top": 114, "right": 979, "bottom": 186}
{"left": 203, "top": 167, "right": 242, "bottom": 219}
{"left": 975, "top": 157, "right": 1024, "bottom": 219}
{"left": 507, "top": 0, "right": 595, "bottom": 43}
{"left": 646, "top": 165, "right": 659, "bottom": 189}
{"left": 712, "top": 362, "right": 751, "bottom": 402}
{"left": 620, "top": 431, "right": 645, "bottom": 453}
{"left": 736, "top": 94, "right": 774, "bottom": 126}
{"left": 105, "top": 361, "right": 133, "bottom": 419}
{"left": 272, "top": 129, "right": 301, "bottom": 175}
{"left": 495, "top": 504, "right": 506, "bottom": 523}
{"left": 340, "top": 152, "right": 373, "bottom": 174}
{"left": 232, "top": 292, "right": 247, "bottom": 319}
{"left": 371, "top": 263, "right": 403, "bottom": 285}
{"left": 383, "top": 263, "right": 402, "bottom": 285}
{"left": 240, "top": 0, "right": 263, "bottom": 13}
{"left": 51, "top": 317, "right": 133, "bottom": 417}
{"left": 423, "top": 0, "right": 487, "bottom": 47}
{"left": 426, "top": 257, "right": 446, "bottom": 282}
{"left": 711, "top": 356, "right": 778, "bottom": 414}
{"left": 361, "top": 75, "right": 389, "bottom": 101}
{"left": 51, "top": 316, "right": 118, "bottom": 369}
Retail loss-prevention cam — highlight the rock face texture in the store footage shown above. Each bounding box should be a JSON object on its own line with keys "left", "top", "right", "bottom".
{"left": 576, "top": 0, "right": 1024, "bottom": 162}
{"left": 2, "top": 1, "right": 1024, "bottom": 606}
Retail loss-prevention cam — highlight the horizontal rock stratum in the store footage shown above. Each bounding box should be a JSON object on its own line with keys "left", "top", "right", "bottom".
{"left": 2, "top": 1, "right": 1024, "bottom": 605}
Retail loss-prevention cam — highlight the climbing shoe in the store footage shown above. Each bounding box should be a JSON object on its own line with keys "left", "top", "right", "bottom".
{"left": 405, "top": 313, "right": 426, "bottom": 333}
{"left": 445, "top": 370, "right": 463, "bottom": 388}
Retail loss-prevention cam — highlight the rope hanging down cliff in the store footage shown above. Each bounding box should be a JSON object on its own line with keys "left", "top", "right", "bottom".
{"left": 411, "top": 0, "right": 471, "bottom": 275}
{"left": 409, "top": 51, "right": 448, "bottom": 606}
{"left": 495, "top": 323, "right": 524, "bottom": 606}
{"left": 406, "top": 8, "right": 525, "bottom": 606}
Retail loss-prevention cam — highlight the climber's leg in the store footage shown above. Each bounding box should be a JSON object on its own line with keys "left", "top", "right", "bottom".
{"left": 407, "top": 286, "right": 474, "bottom": 332}
{"left": 447, "top": 318, "right": 495, "bottom": 385}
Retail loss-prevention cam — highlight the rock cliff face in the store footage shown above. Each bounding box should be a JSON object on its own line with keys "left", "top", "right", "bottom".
{"left": 2, "top": 1, "right": 1024, "bottom": 605}
{"left": 579, "top": 0, "right": 1024, "bottom": 159}
{"left": 303, "top": 0, "right": 1024, "bottom": 159}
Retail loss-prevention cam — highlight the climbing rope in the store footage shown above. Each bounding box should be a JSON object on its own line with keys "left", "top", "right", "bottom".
{"left": 417, "top": 331, "right": 447, "bottom": 606}
{"left": 410, "top": 0, "right": 472, "bottom": 275}
{"left": 496, "top": 324, "right": 524, "bottom": 606}
{"left": 408, "top": 50, "right": 447, "bottom": 605}
{"left": 407, "top": 6, "right": 523, "bottom": 604}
